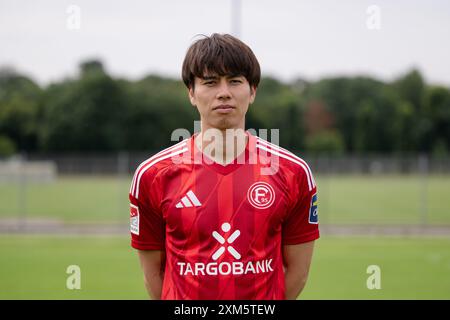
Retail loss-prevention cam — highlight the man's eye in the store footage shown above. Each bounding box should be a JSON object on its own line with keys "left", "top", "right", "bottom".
{"left": 204, "top": 81, "right": 215, "bottom": 85}
{"left": 230, "top": 79, "right": 242, "bottom": 84}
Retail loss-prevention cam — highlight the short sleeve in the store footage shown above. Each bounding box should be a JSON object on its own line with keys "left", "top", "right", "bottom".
{"left": 129, "top": 169, "right": 165, "bottom": 250}
{"left": 282, "top": 169, "right": 320, "bottom": 245}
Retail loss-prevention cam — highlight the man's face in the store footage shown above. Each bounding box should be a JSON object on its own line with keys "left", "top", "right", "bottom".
{"left": 188, "top": 74, "right": 256, "bottom": 131}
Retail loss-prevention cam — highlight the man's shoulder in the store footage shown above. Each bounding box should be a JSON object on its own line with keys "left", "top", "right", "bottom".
{"left": 130, "top": 139, "right": 191, "bottom": 198}
{"left": 254, "top": 136, "right": 316, "bottom": 190}
{"left": 141, "top": 139, "right": 189, "bottom": 168}
{"left": 254, "top": 136, "right": 312, "bottom": 172}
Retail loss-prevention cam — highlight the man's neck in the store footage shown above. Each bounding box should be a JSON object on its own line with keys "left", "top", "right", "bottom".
{"left": 195, "top": 127, "right": 248, "bottom": 165}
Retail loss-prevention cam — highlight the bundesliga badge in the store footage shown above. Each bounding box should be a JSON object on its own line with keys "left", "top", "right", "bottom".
{"left": 130, "top": 204, "right": 140, "bottom": 235}
{"left": 309, "top": 193, "right": 318, "bottom": 224}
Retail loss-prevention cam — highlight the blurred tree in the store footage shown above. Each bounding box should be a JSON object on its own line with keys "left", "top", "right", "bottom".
{"left": 80, "top": 60, "right": 105, "bottom": 76}
{"left": 1, "top": 60, "right": 447, "bottom": 156}
{"left": 122, "top": 74, "right": 197, "bottom": 150}
{"left": 304, "top": 100, "right": 334, "bottom": 136}
{"left": 304, "top": 77, "right": 391, "bottom": 153}
{"left": 393, "top": 69, "right": 430, "bottom": 152}
{"left": 0, "top": 134, "right": 16, "bottom": 156}
{"left": 426, "top": 85, "right": 450, "bottom": 156}
{"left": 0, "top": 68, "right": 42, "bottom": 152}
{"left": 40, "top": 60, "right": 127, "bottom": 152}
{"left": 353, "top": 86, "right": 404, "bottom": 154}
{"left": 393, "top": 69, "right": 425, "bottom": 112}
{"left": 249, "top": 77, "right": 304, "bottom": 149}
{"left": 390, "top": 100, "right": 415, "bottom": 153}
{"left": 305, "top": 130, "right": 345, "bottom": 155}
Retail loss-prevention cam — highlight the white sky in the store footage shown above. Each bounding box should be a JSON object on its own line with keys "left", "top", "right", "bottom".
{"left": 1, "top": 0, "right": 449, "bottom": 86}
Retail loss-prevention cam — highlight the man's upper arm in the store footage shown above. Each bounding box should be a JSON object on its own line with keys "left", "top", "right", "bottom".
{"left": 282, "top": 165, "right": 319, "bottom": 245}
{"left": 282, "top": 240, "right": 315, "bottom": 269}
{"left": 138, "top": 249, "right": 166, "bottom": 275}
{"left": 137, "top": 249, "right": 166, "bottom": 299}
{"left": 129, "top": 168, "right": 165, "bottom": 250}
{"left": 282, "top": 240, "right": 316, "bottom": 299}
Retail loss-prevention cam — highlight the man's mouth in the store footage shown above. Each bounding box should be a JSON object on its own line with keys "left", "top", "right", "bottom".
{"left": 213, "top": 105, "right": 235, "bottom": 112}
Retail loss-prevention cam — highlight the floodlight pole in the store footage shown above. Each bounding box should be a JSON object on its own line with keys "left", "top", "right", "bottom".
{"left": 231, "top": 0, "right": 242, "bottom": 38}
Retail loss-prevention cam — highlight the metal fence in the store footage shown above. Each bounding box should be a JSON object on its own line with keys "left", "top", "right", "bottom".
{"left": 17, "top": 152, "right": 450, "bottom": 175}
{"left": 0, "top": 153, "right": 449, "bottom": 231}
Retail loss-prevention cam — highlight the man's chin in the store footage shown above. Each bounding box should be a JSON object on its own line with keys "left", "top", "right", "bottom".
{"left": 211, "top": 119, "right": 239, "bottom": 131}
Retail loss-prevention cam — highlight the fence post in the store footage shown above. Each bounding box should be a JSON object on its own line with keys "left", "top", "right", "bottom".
{"left": 18, "top": 153, "right": 27, "bottom": 231}
{"left": 418, "top": 154, "right": 428, "bottom": 226}
{"left": 118, "top": 151, "right": 129, "bottom": 223}
{"left": 317, "top": 153, "right": 330, "bottom": 225}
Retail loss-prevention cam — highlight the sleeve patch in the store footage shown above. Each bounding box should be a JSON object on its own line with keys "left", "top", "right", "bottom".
{"left": 308, "top": 193, "right": 318, "bottom": 224}
{"left": 130, "top": 204, "right": 140, "bottom": 235}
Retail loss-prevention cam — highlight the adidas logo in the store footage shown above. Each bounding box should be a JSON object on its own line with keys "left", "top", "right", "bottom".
{"left": 175, "top": 190, "right": 202, "bottom": 208}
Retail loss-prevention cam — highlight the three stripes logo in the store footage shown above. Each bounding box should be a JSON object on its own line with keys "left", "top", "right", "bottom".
{"left": 175, "top": 190, "right": 202, "bottom": 208}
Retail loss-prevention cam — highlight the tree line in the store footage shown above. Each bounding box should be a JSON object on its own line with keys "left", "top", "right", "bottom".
{"left": 0, "top": 60, "right": 449, "bottom": 156}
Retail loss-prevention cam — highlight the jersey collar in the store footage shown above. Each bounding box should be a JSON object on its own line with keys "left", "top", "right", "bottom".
{"left": 189, "top": 130, "right": 256, "bottom": 175}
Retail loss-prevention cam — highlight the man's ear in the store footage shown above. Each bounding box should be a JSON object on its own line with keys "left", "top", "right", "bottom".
{"left": 249, "top": 86, "right": 257, "bottom": 104}
{"left": 188, "top": 87, "right": 196, "bottom": 106}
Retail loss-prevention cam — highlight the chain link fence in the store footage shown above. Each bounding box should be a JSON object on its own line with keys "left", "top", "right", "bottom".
{"left": 1, "top": 153, "right": 449, "bottom": 232}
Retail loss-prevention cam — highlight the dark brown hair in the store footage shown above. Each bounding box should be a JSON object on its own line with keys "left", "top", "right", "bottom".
{"left": 182, "top": 33, "right": 261, "bottom": 89}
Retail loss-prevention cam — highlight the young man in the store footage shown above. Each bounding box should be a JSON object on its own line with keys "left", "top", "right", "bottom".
{"left": 129, "top": 34, "right": 319, "bottom": 300}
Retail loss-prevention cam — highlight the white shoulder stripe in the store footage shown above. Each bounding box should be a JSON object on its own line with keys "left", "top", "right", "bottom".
{"left": 256, "top": 139, "right": 316, "bottom": 187}
{"left": 130, "top": 139, "right": 186, "bottom": 194}
{"left": 256, "top": 137, "right": 290, "bottom": 153}
{"left": 134, "top": 147, "right": 188, "bottom": 199}
{"left": 130, "top": 140, "right": 187, "bottom": 194}
{"left": 256, "top": 138, "right": 316, "bottom": 187}
{"left": 256, "top": 144, "right": 313, "bottom": 191}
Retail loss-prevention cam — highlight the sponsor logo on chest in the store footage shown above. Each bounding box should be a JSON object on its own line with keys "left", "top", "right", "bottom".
{"left": 177, "top": 222, "right": 273, "bottom": 276}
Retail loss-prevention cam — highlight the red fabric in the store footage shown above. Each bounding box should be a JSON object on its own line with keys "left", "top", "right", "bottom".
{"left": 129, "top": 132, "right": 319, "bottom": 300}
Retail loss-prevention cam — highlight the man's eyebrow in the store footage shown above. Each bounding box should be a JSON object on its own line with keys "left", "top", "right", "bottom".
{"left": 201, "top": 75, "right": 219, "bottom": 80}
{"left": 227, "top": 74, "right": 243, "bottom": 78}
{"left": 201, "top": 74, "right": 242, "bottom": 80}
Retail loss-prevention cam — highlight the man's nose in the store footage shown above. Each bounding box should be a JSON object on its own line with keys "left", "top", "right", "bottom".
{"left": 216, "top": 79, "right": 231, "bottom": 100}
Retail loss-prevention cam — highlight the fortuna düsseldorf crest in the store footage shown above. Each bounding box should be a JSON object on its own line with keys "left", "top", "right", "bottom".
{"left": 247, "top": 182, "right": 275, "bottom": 209}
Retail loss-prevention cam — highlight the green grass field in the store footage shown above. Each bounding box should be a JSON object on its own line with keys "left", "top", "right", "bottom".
{"left": 0, "top": 176, "right": 130, "bottom": 223}
{"left": 0, "top": 174, "right": 449, "bottom": 224}
{"left": 1, "top": 174, "right": 449, "bottom": 299}
{"left": 1, "top": 235, "right": 449, "bottom": 299}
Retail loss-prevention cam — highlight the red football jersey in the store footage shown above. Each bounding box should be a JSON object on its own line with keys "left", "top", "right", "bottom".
{"left": 129, "top": 131, "right": 319, "bottom": 300}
